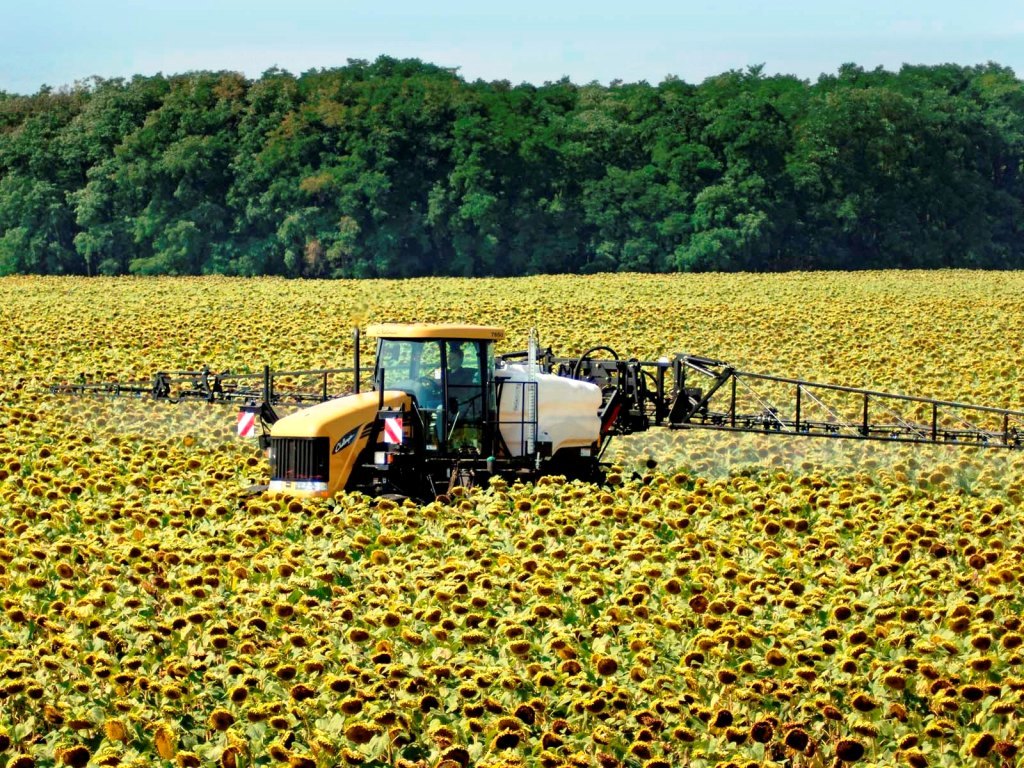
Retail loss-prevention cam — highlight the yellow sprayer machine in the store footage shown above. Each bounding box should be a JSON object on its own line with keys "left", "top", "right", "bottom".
{"left": 53, "top": 323, "right": 1024, "bottom": 500}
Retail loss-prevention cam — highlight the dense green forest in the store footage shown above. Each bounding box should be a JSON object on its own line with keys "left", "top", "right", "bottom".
{"left": 1, "top": 57, "right": 1022, "bottom": 277}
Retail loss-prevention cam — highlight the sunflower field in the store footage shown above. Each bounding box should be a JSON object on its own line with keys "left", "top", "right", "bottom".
{"left": 2, "top": 272, "right": 1024, "bottom": 768}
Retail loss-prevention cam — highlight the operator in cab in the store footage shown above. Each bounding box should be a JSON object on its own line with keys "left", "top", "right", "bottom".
{"left": 446, "top": 343, "right": 477, "bottom": 387}
{"left": 445, "top": 342, "right": 483, "bottom": 449}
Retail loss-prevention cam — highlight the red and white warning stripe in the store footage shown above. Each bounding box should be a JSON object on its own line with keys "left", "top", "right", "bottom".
{"left": 383, "top": 416, "right": 403, "bottom": 444}
{"left": 237, "top": 409, "right": 257, "bottom": 438}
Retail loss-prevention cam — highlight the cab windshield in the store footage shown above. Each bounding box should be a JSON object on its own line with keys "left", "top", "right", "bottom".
{"left": 376, "top": 339, "right": 444, "bottom": 408}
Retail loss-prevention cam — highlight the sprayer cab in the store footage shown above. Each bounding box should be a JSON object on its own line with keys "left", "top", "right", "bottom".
{"left": 367, "top": 324, "right": 504, "bottom": 453}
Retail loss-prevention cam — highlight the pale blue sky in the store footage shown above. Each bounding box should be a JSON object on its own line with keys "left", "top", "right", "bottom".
{"left": 3, "top": 0, "right": 1022, "bottom": 94}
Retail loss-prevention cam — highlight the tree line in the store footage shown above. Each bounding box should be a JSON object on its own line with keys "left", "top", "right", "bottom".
{"left": 1, "top": 57, "right": 1022, "bottom": 277}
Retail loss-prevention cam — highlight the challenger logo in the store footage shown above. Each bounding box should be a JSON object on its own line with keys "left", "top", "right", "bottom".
{"left": 333, "top": 426, "right": 359, "bottom": 454}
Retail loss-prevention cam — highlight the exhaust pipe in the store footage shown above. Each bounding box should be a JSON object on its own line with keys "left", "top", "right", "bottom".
{"left": 353, "top": 327, "right": 361, "bottom": 394}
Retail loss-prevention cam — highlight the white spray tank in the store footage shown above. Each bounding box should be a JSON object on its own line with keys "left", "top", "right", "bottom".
{"left": 496, "top": 330, "right": 602, "bottom": 460}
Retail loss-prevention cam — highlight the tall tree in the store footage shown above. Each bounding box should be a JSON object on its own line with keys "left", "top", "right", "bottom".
{"left": 1, "top": 59, "right": 1024, "bottom": 277}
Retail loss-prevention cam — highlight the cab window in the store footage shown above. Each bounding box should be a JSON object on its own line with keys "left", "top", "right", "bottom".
{"left": 376, "top": 339, "right": 443, "bottom": 408}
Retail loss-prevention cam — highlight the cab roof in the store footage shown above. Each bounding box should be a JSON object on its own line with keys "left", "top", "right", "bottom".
{"left": 366, "top": 323, "right": 505, "bottom": 341}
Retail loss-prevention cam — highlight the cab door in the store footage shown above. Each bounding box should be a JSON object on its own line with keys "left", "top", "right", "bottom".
{"left": 443, "top": 340, "right": 497, "bottom": 453}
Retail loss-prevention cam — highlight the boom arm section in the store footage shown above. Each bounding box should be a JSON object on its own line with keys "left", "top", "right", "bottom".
{"left": 50, "top": 365, "right": 354, "bottom": 448}
{"left": 671, "top": 356, "right": 1024, "bottom": 450}
{"left": 50, "top": 365, "right": 352, "bottom": 408}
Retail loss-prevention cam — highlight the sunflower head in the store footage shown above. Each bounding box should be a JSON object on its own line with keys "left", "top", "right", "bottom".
{"left": 209, "top": 709, "right": 235, "bottom": 732}
{"left": 835, "top": 738, "right": 865, "bottom": 762}
{"left": 344, "top": 722, "right": 380, "bottom": 746}
{"left": 969, "top": 733, "right": 996, "bottom": 759}
{"left": 57, "top": 746, "right": 91, "bottom": 768}
{"left": 750, "top": 720, "right": 774, "bottom": 743}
